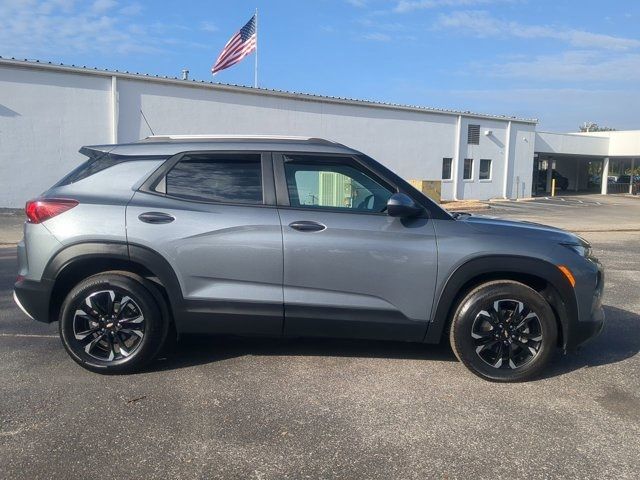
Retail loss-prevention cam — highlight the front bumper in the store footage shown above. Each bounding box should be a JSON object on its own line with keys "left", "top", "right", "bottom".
{"left": 13, "top": 278, "right": 53, "bottom": 323}
{"left": 570, "top": 304, "right": 605, "bottom": 349}
{"left": 566, "top": 261, "right": 605, "bottom": 350}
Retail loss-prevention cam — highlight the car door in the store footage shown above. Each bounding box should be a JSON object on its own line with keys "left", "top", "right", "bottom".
{"left": 126, "top": 151, "right": 283, "bottom": 335}
{"left": 274, "top": 153, "right": 438, "bottom": 341}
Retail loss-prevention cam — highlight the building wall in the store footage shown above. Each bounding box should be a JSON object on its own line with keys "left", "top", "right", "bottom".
{"left": 508, "top": 123, "right": 536, "bottom": 199}
{"left": 0, "top": 66, "right": 112, "bottom": 208}
{"left": 0, "top": 62, "right": 534, "bottom": 207}
{"left": 577, "top": 130, "right": 640, "bottom": 157}
{"left": 116, "top": 76, "right": 461, "bottom": 191}
{"left": 535, "top": 132, "right": 609, "bottom": 156}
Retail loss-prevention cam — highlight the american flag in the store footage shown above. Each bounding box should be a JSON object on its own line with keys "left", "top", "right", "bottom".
{"left": 212, "top": 14, "right": 257, "bottom": 75}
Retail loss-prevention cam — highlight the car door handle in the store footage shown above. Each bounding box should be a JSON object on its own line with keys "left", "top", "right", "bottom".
{"left": 288, "top": 221, "right": 326, "bottom": 232}
{"left": 138, "top": 212, "right": 175, "bottom": 224}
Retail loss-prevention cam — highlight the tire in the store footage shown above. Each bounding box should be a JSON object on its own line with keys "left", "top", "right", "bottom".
{"left": 449, "top": 280, "right": 557, "bottom": 382}
{"left": 59, "top": 272, "right": 169, "bottom": 374}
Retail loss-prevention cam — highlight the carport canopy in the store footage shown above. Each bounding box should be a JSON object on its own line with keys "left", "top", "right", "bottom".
{"left": 535, "top": 132, "right": 639, "bottom": 195}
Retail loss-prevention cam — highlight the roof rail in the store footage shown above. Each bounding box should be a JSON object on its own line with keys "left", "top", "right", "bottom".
{"left": 140, "top": 134, "right": 340, "bottom": 145}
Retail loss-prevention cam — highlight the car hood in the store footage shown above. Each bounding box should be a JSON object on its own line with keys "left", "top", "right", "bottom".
{"left": 457, "top": 214, "right": 584, "bottom": 244}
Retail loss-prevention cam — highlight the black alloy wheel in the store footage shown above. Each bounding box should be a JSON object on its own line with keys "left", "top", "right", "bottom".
{"left": 72, "top": 289, "right": 146, "bottom": 361}
{"left": 471, "top": 299, "right": 543, "bottom": 370}
{"left": 450, "top": 280, "right": 557, "bottom": 382}
{"left": 59, "top": 272, "right": 169, "bottom": 374}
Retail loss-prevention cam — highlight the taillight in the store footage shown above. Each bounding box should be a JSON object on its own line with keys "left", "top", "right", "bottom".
{"left": 25, "top": 198, "right": 78, "bottom": 224}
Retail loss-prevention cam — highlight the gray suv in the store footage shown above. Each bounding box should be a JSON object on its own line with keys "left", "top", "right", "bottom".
{"left": 13, "top": 136, "right": 604, "bottom": 381}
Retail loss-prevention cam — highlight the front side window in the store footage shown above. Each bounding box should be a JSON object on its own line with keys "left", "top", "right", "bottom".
{"left": 442, "top": 158, "right": 452, "bottom": 180}
{"left": 164, "top": 154, "right": 262, "bottom": 204}
{"left": 463, "top": 158, "right": 473, "bottom": 180}
{"left": 480, "top": 159, "right": 492, "bottom": 180}
{"left": 283, "top": 156, "right": 394, "bottom": 212}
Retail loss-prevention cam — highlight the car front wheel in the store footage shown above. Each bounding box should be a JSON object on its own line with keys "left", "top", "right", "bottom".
{"left": 449, "top": 280, "right": 558, "bottom": 382}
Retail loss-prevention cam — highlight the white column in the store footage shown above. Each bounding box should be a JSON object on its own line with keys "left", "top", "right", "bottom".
{"left": 601, "top": 157, "right": 609, "bottom": 195}
{"left": 452, "top": 115, "right": 463, "bottom": 201}
{"left": 630, "top": 158, "right": 635, "bottom": 194}
{"left": 502, "top": 120, "right": 512, "bottom": 199}
{"left": 110, "top": 75, "right": 118, "bottom": 144}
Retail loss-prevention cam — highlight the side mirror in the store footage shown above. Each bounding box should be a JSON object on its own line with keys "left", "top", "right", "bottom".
{"left": 386, "top": 193, "right": 423, "bottom": 218}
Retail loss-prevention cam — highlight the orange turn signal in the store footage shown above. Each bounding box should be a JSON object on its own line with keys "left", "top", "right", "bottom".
{"left": 557, "top": 265, "right": 576, "bottom": 288}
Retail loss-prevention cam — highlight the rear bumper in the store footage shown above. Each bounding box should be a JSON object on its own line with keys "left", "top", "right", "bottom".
{"left": 13, "top": 279, "right": 52, "bottom": 323}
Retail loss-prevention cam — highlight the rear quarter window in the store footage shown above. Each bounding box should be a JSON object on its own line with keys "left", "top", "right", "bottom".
{"left": 55, "top": 154, "right": 168, "bottom": 186}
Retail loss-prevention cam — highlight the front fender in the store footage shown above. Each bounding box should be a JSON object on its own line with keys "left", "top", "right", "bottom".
{"left": 423, "top": 255, "right": 577, "bottom": 349}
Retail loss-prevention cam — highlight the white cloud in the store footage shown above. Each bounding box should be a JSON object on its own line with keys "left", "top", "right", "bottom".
{"left": 436, "top": 10, "right": 640, "bottom": 50}
{"left": 119, "top": 3, "right": 142, "bottom": 16}
{"left": 483, "top": 51, "right": 640, "bottom": 83}
{"left": 394, "top": 0, "right": 512, "bottom": 13}
{"left": 0, "top": 1, "right": 204, "bottom": 57}
{"left": 362, "top": 32, "right": 392, "bottom": 41}
{"left": 200, "top": 21, "right": 218, "bottom": 33}
{"left": 91, "top": 0, "right": 116, "bottom": 14}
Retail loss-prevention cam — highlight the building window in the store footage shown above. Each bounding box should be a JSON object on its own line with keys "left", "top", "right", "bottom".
{"left": 442, "top": 158, "right": 452, "bottom": 180}
{"left": 479, "top": 159, "right": 492, "bottom": 180}
{"left": 165, "top": 154, "right": 263, "bottom": 204}
{"left": 468, "top": 124, "right": 480, "bottom": 145}
{"left": 463, "top": 159, "right": 473, "bottom": 180}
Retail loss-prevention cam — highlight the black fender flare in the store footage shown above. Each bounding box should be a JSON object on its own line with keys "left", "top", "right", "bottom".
{"left": 43, "top": 241, "right": 185, "bottom": 321}
{"left": 423, "top": 255, "right": 577, "bottom": 348}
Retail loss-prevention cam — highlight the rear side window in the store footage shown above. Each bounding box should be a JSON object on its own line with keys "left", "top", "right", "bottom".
{"left": 55, "top": 155, "right": 127, "bottom": 186}
{"left": 164, "top": 154, "right": 263, "bottom": 204}
{"left": 55, "top": 153, "right": 168, "bottom": 186}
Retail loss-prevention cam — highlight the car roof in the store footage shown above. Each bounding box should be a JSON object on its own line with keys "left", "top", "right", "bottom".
{"left": 81, "top": 135, "right": 361, "bottom": 158}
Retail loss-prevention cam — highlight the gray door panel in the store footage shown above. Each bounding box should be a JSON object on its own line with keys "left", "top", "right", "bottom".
{"left": 126, "top": 191, "right": 283, "bottom": 335}
{"left": 279, "top": 208, "right": 437, "bottom": 340}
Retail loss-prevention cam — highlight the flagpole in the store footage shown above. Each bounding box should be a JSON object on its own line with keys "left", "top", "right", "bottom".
{"left": 254, "top": 8, "right": 258, "bottom": 88}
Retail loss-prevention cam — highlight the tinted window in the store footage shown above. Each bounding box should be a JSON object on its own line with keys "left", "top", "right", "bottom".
{"left": 479, "top": 159, "right": 491, "bottom": 180}
{"left": 56, "top": 154, "right": 167, "bottom": 186}
{"left": 284, "top": 156, "right": 394, "bottom": 212}
{"left": 165, "top": 154, "right": 262, "bottom": 204}
{"left": 463, "top": 158, "right": 473, "bottom": 180}
{"left": 442, "top": 158, "right": 452, "bottom": 180}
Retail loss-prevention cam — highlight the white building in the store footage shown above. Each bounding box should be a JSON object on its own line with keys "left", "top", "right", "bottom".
{"left": 0, "top": 57, "right": 638, "bottom": 208}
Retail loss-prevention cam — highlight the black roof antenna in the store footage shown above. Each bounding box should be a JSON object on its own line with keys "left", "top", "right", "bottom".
{"left": 140, "top": 109, "right": 155, "bottom": 136}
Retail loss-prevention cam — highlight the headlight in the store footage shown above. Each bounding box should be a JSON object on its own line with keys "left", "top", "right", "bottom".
{"left": 562, "top": 243, "right": 591, "bottom": 257}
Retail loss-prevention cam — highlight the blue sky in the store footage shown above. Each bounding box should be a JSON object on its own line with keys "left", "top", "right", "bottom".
{"left": 1, "top": 0, "right": 639, "bottom": 131}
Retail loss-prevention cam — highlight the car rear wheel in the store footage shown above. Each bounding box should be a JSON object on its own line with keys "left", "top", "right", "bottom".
{"left": 59, "top": 272, "right": 169, "bottom": 374}
{"left": 449, "top": 280, "right": 557, "bottom": 382}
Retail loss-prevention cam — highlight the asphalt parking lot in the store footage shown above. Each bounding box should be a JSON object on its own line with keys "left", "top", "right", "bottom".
{"left": 485, "top": 194, "right": 640, "bottom": 232}
{"left": 1, "top": 196, "right": 639, "bottom": 479}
